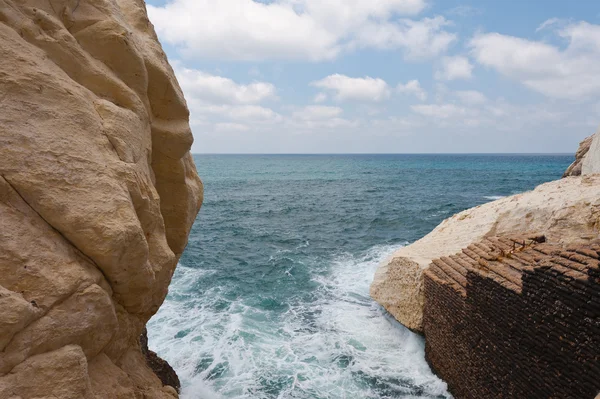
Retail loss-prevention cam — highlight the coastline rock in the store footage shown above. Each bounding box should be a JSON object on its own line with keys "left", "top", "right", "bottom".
{"left": 423, "top": 236, "right": 600, "bottom": 398}
{"left": 141, "top": 328, "right": 181, "bottom": 393}
{"left": 564, "top": 135, "right": 594, "bottom": 177}
{"left": 564, "top": 127, "right": 600, "bottom": 177}
{"left": 370, "top": 174, "right": 600, "bottom": 333}
{"left": 582, "top": 130, "right": 600, "bottom": 175}
{"left": 0, "top": 0, "right": 202, "bottom": 397}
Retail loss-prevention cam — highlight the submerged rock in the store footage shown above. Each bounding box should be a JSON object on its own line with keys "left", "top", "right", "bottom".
{"left": 0, "top": 0, "right": 202, "bottom": 397}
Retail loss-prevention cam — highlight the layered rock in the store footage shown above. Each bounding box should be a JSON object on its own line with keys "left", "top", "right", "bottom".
{"left": 0, "top": 1, "right": 202, "bottom": 398}
{"left": 424, "top": 236, "right": 600, "bottom": 398}
{"left": 564, "top": 134, "right": 594, "bottom": 177}
{"left": 370, "top": 173, "right": 600, "bottom": 332}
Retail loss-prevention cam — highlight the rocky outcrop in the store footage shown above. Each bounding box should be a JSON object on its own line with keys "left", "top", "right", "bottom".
{"left": 0, "top": 1, "right": 202, "bottom": 398}
{"left": 370, "top": 174, "right": 600, "bottom": 332}
{"left": 423, "top": 235, "right": 600, "bottom": 398}
{"left": 564, "top": 127, "right": 600, "bottom": 177}
{"left": 141, "top": 328, "right": 181, "bottom": 393}
{"left": 564, "top": 134, "right": 594, "bottom": 177}
{"left": 583, "top": 131, "right": 600, "bottom": 175}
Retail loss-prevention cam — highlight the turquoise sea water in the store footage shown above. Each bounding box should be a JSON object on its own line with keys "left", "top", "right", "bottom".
{"left": 148, "top": 154, "right": 573, "bottom": 399}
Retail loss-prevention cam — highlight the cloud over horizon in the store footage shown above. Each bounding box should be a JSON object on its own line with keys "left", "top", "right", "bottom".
{"left": 147, "top": 0, "right": 600, "bottom": 153}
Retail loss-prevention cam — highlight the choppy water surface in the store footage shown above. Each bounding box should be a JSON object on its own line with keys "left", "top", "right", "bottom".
{"left": 148, "top": 154, "right": 571, "bottom": 399}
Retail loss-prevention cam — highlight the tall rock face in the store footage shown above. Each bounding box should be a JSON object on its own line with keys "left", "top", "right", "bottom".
{"left": 564, "top": 127, "right": 600, "bottom": 177}
{"left": 564, "top": 135, "right": 594, "bottom": 177}
{"left": 424, "top": 236, "right": 600, "bottom": 398}
{"left": 0, "top": 1, "right": 203, "bottom": 398}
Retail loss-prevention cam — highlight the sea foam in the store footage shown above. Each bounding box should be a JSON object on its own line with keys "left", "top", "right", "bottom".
{"left": 148, "top": 245, "right": 451, "bottom": 399}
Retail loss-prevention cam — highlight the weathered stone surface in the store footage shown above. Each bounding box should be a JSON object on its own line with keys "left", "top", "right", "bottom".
{"left": 423, "top": 236, "right": 600, "bottom": 399}
{"left": 0, "top": 345, "right": 95, "bottom": 399}
{"left": 583, "top": 129, "right": 600, "bottom": 175}
{"left": 371, "top": 174, "right": 600, "bottom": 332}
{"left": 0, "top": 0, "right": 202, "bottom": 397}
{"left": 564, "top": 134, "right": 594, "bottom": 177}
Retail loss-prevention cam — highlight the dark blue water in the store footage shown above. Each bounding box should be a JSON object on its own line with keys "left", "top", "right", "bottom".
{"left": 148, "top": 154, "right": 572, "bottom": 399}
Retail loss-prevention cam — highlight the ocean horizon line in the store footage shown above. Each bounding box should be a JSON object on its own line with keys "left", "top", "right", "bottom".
{"left": 192, "top": 152, "right": 574, "bottom": 156}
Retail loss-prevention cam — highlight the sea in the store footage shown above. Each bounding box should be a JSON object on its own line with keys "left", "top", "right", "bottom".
{"left": 148, "top": 154, "right": 573, "bottom": 399}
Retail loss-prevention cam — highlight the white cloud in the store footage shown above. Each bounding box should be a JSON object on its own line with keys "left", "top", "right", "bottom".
{"left": 148, "top": 0, "right": 455, "bottom": 61}
{"left": 411, "top": 103, "right": 468, "bottom": 119}
{"left": 435, "top": 56, "right": 473, "bottom": 80}
{"left": 215, "top": 123, "right": 250, "bottom": 132}
{"left": 311, "top": 74, "right": 391, "bottom": 102}
{"left": 536, "top": 18, "right": 562, "bottom": 32}
{"left": 227, "top": 105, "right": 281, "bottom": 121}
{"left": 407, "top": 96, "right": 582, "bottom": 133}
{"left": 187, "top": 103, "right": 282, "bottom": 122}
{"left": 288, "top": 105, "right": 357, "bottom": 130}
{"left": 175, "top": 66, "right": 277, "bottom": 104}
{"left": 397, "top": 80, "right": 427, "bottom": 101}
{"left": 351, "top": 17, "right": 457, "bottom": 60}
{"left": 455, "top": 90, "right": 487, "bottom": 105}
{"left": 469, "top": 21, "right": 600, "bottom": 99}
{"left": 314, "top": 93, "right": 328, "bottom": 103}
{"left": 292, "top": 106, "right": 344, "bottom": 120}
{"left": 446, "top": 5, "right": 482, "bottom": 18}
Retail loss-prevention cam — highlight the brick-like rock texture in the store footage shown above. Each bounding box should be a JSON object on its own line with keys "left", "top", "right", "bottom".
{"left": 371, "top": 174, "right": 600, "bottom": 333}
{"left": 424, "top": 236, "right": 600, "bottom": 399}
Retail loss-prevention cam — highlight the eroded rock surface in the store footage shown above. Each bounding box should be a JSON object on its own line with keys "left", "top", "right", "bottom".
{"left": 424, "top": 236, "right": 600, "bottom": 398}
{"left": 564, "top": 134, "right": 594, "bottom": 177}
{"left": 371, "top": 170, "right": 600, "bottom": 333}
{"left": 0, "top": 0, "right": 203, "bottom": 397}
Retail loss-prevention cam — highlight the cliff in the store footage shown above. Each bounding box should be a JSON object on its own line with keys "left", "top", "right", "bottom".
{"left": 424, "top": 235, "right": 599, "bottom": 398}
{"left": 565, "top": 132, "right": 600, "bottom": 177}
{"left": 0, "top": 1, "right": 202, "bottom": 398}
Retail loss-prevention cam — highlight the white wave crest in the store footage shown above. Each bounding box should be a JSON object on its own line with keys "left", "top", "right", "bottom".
{"left": 148, "top": 245, "right": 451, "bottom": 399}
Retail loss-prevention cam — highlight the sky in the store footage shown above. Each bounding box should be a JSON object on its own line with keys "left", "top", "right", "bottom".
{"left": 145, "top": 0, "right": 600, "bottom": 154}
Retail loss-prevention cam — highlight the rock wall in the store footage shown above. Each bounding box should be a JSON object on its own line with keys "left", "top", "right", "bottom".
{"left": 423, "top": 236, "right": 600, "bottom": 399}
{"left": 564, "top": 134, "right": 594, "bottom": 177}
{"left": 0, "top": 1, "right": 202, "bottom": 398}
{"left": 370, "top": 174, "right": 600, "bottom": 332}
{"left": 583, "top": 130, "right": 600, "bottom": 175}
